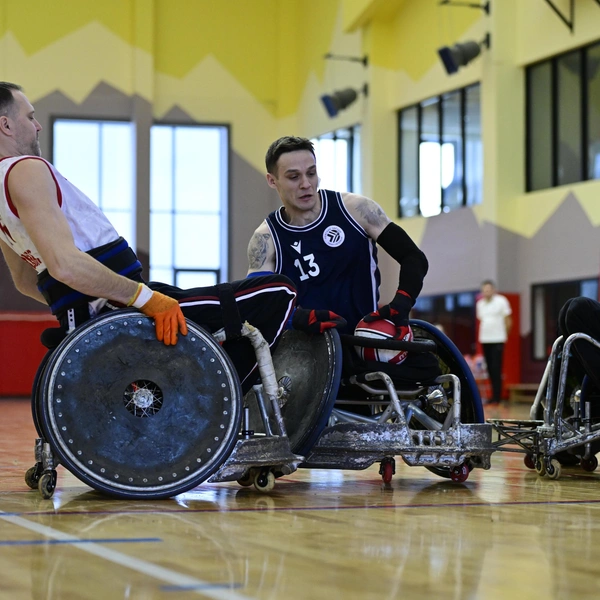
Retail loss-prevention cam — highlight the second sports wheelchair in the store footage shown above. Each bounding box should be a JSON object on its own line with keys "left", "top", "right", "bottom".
{"left": 247, "top": 319, "right": 493, "bottom": 484}
{"left": 489, "top": 332, "right": 600, "bottom": 479}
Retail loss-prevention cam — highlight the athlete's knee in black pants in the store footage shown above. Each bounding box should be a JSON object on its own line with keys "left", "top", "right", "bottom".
{"left": 149, "top": 274, "right": 297, "bottom": 393}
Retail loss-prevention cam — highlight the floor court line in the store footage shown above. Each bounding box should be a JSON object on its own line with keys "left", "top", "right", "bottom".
{"left": 0, "top": 511, "right": 254, "bottom": 600}
{"left": 5, "top": 495, "right": 600, "bottom": 521}
{"left": 0, "top": 537, "right": 161, "bottom": 546}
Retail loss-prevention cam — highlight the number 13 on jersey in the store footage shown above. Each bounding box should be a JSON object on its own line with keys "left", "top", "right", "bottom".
{"left": 294, "top": 253, "right": 320, "bottom": 281}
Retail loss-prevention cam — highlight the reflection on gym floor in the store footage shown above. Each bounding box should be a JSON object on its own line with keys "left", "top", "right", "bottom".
{"left": 2, "top": 398, "right": 600, "bottom": 600}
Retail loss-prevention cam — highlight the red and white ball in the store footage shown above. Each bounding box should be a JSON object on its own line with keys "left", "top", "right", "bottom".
{"left": 354, "top": 318, "right": 413, "bottom": 364}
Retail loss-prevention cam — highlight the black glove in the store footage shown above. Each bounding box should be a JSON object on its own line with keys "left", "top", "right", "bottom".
{"left": 292, "top": 308, "right": 347, "bottom": 334}
{"left": 363, "top": 290, "right": 413, "bottom": 328}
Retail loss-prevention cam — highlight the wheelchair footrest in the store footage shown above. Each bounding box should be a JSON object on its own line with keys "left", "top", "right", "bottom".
{"left": 543, "top": 427, "right": 600, "bottom": 457}
{"left": 208, "top": 435, "right": 303, "bottom": 483}
{"left": 302, "top": 422, "right": 494, "bottom": 470}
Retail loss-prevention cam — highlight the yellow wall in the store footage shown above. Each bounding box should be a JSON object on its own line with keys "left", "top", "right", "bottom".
{"left": 510, "top": 0, "right": 600, "bottom": 233}
{"left": 1, "top": 0, "right": 600, "bottom": 267}
{"left": 355, "top": 0, "right": 483, "bottom": 241}
{"left": 333, "top": 0, "right": 600, "bottom": 241}
{"left": 0, "top": 0, "right": 344, "bottom": 173}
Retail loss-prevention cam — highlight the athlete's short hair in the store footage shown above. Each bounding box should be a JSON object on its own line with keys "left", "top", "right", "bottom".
{"left": 0, "top": 82, "right": 22, "bottom": 117}
{"left": 265, "top": 136, "right": 316, "bottom": 175}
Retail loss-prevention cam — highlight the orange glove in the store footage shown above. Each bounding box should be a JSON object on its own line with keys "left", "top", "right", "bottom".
{"left": 129, "top": 284, "right": 188, "bottom": 345}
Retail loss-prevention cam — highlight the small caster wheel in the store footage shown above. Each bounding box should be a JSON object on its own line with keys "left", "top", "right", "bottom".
{"left": 38, "top": 471, "right": 57, "bottom": 499}
{"left": 379, "top": 457, "right": 395, "bottom": 484}
{"left": 237, "top": 470, "right": 255, "bottom": 487}
{"left": 25, "top": 464, "right": 42, "bottom": 489}
{"left": 254, "top": 469, "right": 275, "bottom": 493}
{"left": 535, "top": 457, "right": 546, "bottom": 476}
{"left": 524, "top": 454, "right": 536, "bottom": 470}
{"left": 450, "top": 464, "right": 469, "bottom": 483}
{"left": 546, "top": 459, "right": 561, "bottom": 480}
{"left": 581, "top": 455, "right": 598, "bottom": 472}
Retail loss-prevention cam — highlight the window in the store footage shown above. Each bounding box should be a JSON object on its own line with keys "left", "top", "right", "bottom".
{"left": 311, "top": 126, "right": 361, "bottom": 193}
{"left": 398, "top": 83, "right": 481, "bottom": 218}
{"left": 411, "top": 291, "right": 477, "bottom": 355}
{"left": 531, "top": 278, "right": 598, "bottom": 360}
{"left": 150, "top": 124, "right": 229, "bottom": 287}
{"left": 52, "top": 119, "right": 135, "bottom": 247}
{"left": 526, "top": 41, "right": 600, "bottom": 191}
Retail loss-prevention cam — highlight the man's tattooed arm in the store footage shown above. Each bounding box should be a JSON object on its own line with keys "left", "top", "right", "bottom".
{"left": 354, "top": 197, "right": 388, "bottom": 228}
{"left": 343, "top": 193, "right": 391, "bottom": 240}
{"left": 247, "top": 228, "right": 275, "bottom": 272}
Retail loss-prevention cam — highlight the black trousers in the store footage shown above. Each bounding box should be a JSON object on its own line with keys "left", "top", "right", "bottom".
{"left": 149, "top": 274, "right": 297, "bottom": 393}
{"left": 482, "top": 342, "right": 505, "bottom": 402}
{"left": 558, "top": 296, "right": 600, "bottom": 394}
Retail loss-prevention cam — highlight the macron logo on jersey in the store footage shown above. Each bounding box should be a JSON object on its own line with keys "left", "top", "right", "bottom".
{"left": 291, "top": 241, "right": 302, "bottom": 254}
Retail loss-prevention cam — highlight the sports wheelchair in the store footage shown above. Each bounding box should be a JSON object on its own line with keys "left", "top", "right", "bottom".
{"left": 25, "top": 311, "right": 496, "bottom": 501}
{"left": 247, "top": 319, "right": 493, "bottom": 484}
{"left": 25, "top": 310, "right": 303, "bottom": 500}
{"left": 489, "top": 332, "right": 600, "bottom": 479}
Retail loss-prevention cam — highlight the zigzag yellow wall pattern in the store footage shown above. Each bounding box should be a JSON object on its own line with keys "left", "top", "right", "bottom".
{"left": 1, "top": 0, "right": 599, "bottom": 241}
{"left": 0, "top": 0, "right": 339, "bottom": 118}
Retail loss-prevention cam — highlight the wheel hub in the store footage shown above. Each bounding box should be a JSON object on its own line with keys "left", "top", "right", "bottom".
{"left": 124, "top": 380, "right": 163, "bottom": 417}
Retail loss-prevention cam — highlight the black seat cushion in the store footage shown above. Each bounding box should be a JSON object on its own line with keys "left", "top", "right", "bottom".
{"left": 340, "top": 341, "right": 441, "bottom": 388}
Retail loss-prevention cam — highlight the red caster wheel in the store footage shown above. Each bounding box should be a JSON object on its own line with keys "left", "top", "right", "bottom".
{"left": 379, "top": 457, "right": 395, "bottom": 484}
{"left": 524, "top": 454, "right": 536, "bottom": 470}
{"left": 450, "top": 464, "right": 469, "bottom": 483}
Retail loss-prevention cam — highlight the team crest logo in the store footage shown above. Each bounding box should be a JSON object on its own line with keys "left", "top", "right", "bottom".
{"left": 323, "top": 226, "right": 345, "bottom": 247}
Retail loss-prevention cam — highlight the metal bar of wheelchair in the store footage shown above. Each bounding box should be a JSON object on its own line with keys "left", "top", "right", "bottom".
{"left": 251, "top": 385, "right": 274, "bottom": 437}
{"left": 344, "top": 371, "right": 461, "bottom": 432}
{"left": 488, "top": 419, "right": 543, "bottom": 453}
{"left": 542, "top": 335, "right": 564, "bottom": 430}
{"left": 213, "top": 322, "right": 288, "bottom": 438}
{"left": 344, "top": 331, "right": 462, "bottom": 424}
{"left": 340, "top": 334, "right": 437, "bottom": 353}
{"left": 550, "top": 332, "right": 600, "bottom": 440}
{"left": 529, "top": 346, "right": 553, "bottom": 420}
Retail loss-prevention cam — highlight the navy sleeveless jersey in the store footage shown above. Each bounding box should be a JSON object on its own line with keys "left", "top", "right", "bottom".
{"left": 266, "top": 189, "right": 380, "bottom": 332}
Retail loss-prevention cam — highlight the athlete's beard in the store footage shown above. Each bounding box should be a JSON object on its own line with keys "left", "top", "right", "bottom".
{"left": 18, "top": 137, "right": 41, "bottom": 157}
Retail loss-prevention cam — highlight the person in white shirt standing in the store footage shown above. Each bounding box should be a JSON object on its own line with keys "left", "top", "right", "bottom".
{"left": 476, "top": 280, "right": 512, "bottom": 404}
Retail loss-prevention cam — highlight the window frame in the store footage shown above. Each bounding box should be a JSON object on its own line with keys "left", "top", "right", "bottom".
{"left": 397, "top": 83, "right": 481, "bottom": 218}
{"left": 525, "top": 40, "right": 600, "bottom": 192}
{"left": 530, "top": 277, "right": 599, "bottom": 361}
{"left": 149, "top": 121, "right": 231, "bottom": 287}
{"left": 311, "top": 125, "right": 361, "bottom": 193}
{"left": 50, "top": 116, "right": 136, "bottom": 248}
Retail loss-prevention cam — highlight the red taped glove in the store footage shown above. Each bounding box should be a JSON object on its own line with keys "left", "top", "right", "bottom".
{"left": 363, "top": 290, "right": 413, "bottom": 328}
{"left": 292, "top": 308, "right": 347, "bottom": 334}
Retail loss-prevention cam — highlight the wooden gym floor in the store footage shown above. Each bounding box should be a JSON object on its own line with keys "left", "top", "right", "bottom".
{"left": 1, "top": 398, "right": 600, "bottom": 600}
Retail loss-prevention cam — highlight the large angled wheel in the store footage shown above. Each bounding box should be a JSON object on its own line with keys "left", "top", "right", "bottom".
{"left": 245, "top": 329, "right": 342, "bottom": 457}
{"left": 409, "top": 319, "right": 483, "bottom": 479}
{"left": 36, "top": 310, "right": 242, "bottom": 499}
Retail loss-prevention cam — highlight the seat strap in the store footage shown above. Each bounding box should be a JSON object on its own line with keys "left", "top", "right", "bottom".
{"left": 216, "top": 283, "right": 243, "bottom": 339}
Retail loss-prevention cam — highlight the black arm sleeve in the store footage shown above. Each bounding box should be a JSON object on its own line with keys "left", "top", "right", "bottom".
{"left": 376, "top": 222, "right": 428, "bottom": 302}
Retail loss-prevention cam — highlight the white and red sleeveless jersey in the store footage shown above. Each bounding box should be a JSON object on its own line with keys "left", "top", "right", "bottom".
{"left": 0, "top": 156, "right": 119, "bottom": 273}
